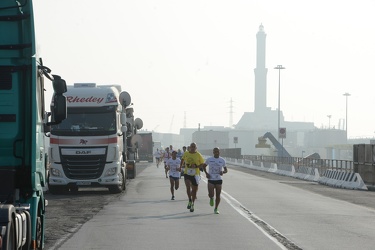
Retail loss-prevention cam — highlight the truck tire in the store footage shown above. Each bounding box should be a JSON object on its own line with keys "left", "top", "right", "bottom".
{"left": 108, "top": 172, "right": 124, "bottom": 194}
{"left": 36, "top": 215, "right": 42, "bottom": 250}
{"left": 123, "top": 169, "right": 127, "bottom": 191}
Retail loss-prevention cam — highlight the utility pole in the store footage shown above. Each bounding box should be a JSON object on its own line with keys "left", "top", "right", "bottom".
{"left": 327, "top": 115, "right": 331, "bottom": 129}
{"left": 274, "top": 65, "right": 285, "bottom": 142}
{"left": 343, "top": 93, "right": 350, "bottom": 140}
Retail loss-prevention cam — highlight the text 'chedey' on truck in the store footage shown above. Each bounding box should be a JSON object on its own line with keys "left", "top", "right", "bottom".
{"left": 48, "top": 83, "right": 143, "bottom": 194}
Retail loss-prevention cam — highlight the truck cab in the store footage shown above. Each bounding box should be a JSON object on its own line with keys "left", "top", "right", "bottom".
{"left": 48, "top": 83, "right": 142, "bottom": 194}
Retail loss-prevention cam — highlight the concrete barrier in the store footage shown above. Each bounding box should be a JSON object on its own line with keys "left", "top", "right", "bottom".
{"left": 275, "top": 163, "right": 294, "bottom": 177}
{"left": 318, "top": 170, "right": 367, "bottom": 190}
{"left": 223, "top": 157, "right": 367, "bottom": 191}
{"left": 294, "top": 166, "right": 320, "bottom": 182}
{"left": 341, "top": 173, "right": 367, "bottom": 190}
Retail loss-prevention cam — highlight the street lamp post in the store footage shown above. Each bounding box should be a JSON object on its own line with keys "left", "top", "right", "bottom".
{"left": 274, "top": 65, "right": 285, "bottom": 143}
{"left": 327, "top": 115, "right": 331, "bottom": 129}
{"left": 343, "top": 93, "right": 350, "bottom": 139}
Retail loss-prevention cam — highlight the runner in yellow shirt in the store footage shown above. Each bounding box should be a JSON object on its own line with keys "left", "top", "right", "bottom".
{"left": 180, "top": 142, "right": 205, "bottom": 212}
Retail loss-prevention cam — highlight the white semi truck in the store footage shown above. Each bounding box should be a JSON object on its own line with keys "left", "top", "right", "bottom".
{"left": 48, "top": 83, "right": 143, "bottom": 194}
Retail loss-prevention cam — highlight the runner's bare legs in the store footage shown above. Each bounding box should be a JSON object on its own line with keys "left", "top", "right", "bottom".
{"left": 185, "top": 178, "right": 192, "bottom": 201}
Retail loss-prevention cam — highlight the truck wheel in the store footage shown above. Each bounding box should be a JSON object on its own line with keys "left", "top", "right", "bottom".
{"left": 122, "top": 169, "right": 126, "bottom": 191}
{"left": 36, "top": 216, "right": 42, "bottom": 249}
{"left": 108, "top": 172, "right": 124, "bottom": 194}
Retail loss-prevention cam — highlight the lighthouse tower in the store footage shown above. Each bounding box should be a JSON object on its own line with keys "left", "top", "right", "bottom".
{"left": 254, "top": 24, "right": 268, "bottom": 112}
{"left": 235, "top": 24, "right": 279, "bottom": 131}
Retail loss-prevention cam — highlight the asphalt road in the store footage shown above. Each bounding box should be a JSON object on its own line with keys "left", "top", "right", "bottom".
{"left": 43, "top": 162, "right": 149, "bottom": 250}
{"left": 43, "top": 162, "right": 375, "bottom": 249}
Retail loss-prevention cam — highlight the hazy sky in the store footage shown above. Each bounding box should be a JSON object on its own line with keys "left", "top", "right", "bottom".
{"left": 33, "top": 0, "right": 375, "bottom": 138}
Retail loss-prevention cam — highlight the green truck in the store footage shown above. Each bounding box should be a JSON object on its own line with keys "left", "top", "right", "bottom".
{"left": 0, "top": 1, "right": 67, "bottom": 249}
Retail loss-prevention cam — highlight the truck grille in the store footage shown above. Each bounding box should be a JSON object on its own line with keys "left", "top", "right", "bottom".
{"left": 60, "top": 149, "right": 107, "bottom": 180}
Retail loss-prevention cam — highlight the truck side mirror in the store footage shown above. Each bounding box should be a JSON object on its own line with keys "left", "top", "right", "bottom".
{"left": 52, "top": 95, "right": 67, "bottom": 123}
{"left": 52, "top": 75, "right": 67, "bottom": 95}
{"left": 134, "top": 118, "right": 143, "bottom": 130}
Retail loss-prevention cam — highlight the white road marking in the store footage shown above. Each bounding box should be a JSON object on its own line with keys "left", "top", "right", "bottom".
{"left": 202, "top": 177, "right": 301, "bottom": 250}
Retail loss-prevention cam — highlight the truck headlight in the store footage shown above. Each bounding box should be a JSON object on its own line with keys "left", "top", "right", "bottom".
{"left": 106, "top": 147, "right": 118, "bottom": 161}
{"left": 105, "top": 167, "right": 117, "bottom": 177}
{"left": 50, "top": 168, "right": 62, "bottom": 177}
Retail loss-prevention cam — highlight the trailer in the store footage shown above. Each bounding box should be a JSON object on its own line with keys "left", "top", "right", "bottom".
{"left": 136, "top": 133, "right": 154, "bottom": 162}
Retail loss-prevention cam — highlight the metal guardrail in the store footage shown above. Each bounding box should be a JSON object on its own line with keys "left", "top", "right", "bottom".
{"left": 220, "top": 154, "right": 368, "bottom": 190}
{"left": 240, "top": 155, "right": 354, "bottom": 173}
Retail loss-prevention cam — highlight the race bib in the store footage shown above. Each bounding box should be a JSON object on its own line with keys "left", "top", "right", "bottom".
{"left": 210, "top": 174, "right": 221, "bottom": 180}
{"left": 170, "top": 171, "right": 180, "bottom": 178}
{"left": 187, "top": 168, "right": 196, "bottom": 176}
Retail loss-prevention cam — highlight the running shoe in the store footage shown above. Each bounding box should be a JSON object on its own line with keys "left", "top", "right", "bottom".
{"left": 214, "top": 208, "right": 220, "bottom": 214}
{"left": 190, "top": 203, "right": 194, "bottom": 212}
{"left": 187, "top": 201, "right": 192, "bottom": 209}
{"left": 171, "top": 196, "right": 175, "bottom": 200}
{"left": 209, "top": 197, "right": 214, "bottom": 207}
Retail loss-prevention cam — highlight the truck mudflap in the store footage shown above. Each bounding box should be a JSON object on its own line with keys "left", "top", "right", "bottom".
{"left": 126, "top": 161, "right": 136, "bottom": 179}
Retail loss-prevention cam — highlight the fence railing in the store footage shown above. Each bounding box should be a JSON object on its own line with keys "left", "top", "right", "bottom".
{"left": 217, "top": 155, "right": 368, "bottom": 190}
{"left": 240, "top": 155, "right": 354, "bottom": 173}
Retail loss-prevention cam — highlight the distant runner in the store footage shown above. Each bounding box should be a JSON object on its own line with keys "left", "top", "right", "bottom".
{"left": 153, "top": 148, "right": 162, "bottom": 167}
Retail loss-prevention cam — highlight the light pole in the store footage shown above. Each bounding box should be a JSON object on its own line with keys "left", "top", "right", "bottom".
{"left": 343, "top": 93, "right": 350, "bottom": 139}
{"left": 327, "top": 115, "right": 331, "bottom": 129}
{"left": 274, "top": 65, "right": 285, "bottom": 142}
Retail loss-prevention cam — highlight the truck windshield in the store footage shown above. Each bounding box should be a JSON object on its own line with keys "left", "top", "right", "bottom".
{"left": 51, "top": 106, "right": 117, "bottom": 136}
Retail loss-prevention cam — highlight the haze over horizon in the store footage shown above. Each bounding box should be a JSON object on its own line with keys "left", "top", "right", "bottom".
{"left": 34, "top": 0, "right": 375, "bottom": 138}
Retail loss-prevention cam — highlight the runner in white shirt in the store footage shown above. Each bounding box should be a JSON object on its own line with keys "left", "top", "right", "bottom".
{"left": 166, "top": 150, "right": 181, "bottom": 200}
{"left": 163, "top": 147, "right": 171, "bottom": 178}
{"left": 202, "top": 147, "right": 228, "bottom": 214}
{"left": 153, "top": 148, "right": 162, "bottom": 167}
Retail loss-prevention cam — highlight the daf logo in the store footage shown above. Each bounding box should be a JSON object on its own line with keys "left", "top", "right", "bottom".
{"left": 76, "top": 150, "right": 91, "bottom": 155}
{"left": 80, "top": 139, "right": 88, "bottom": 145}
